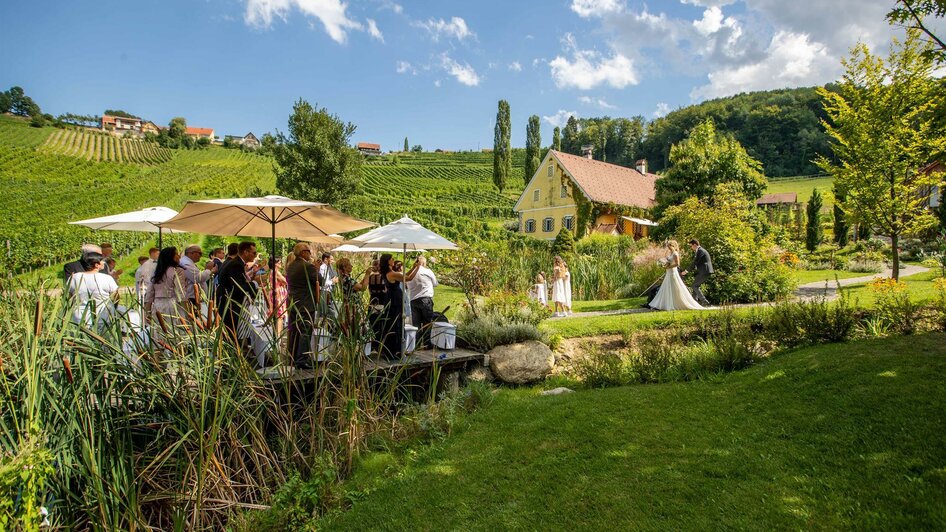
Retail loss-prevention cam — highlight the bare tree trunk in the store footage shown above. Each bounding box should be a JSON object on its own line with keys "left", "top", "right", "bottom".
{"left": 891, "top": 232, "right": 900, "bottom": 280}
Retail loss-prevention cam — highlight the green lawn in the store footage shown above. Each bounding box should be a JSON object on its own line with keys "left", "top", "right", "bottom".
{"left": 792, "top": 268, "right": 868, "bottom": 285}
{"left": 322, "top": 334, "right": 946, "bottom": 530}
{"left": 570, "top": 297, "right": 644, "bottom": 312}
{"left": 433, "top": 285, "right": 467, "bottom": 320}
{"left": 766, "top": 176, "right": 834, "bottom": 205}
{"left": 841, "top": 270, "right": 943, "bottom": 305}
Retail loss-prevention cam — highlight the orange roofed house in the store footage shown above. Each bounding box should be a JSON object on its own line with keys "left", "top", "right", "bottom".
{"left": 357, "top": 142, "right": 382, "bottom": 156}
{"left": 185, "top": 126, "right": 215, "bottom": 140}
{"left": 514, "top": 149, "right": 659, "bottom": 240}
{"left": 101, "top": 115, "right": 142, "bottom": 133}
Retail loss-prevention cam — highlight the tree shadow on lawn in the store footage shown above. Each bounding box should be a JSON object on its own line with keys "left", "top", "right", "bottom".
{"left": 323, "top": 334, "right": 946, "bottom": 530}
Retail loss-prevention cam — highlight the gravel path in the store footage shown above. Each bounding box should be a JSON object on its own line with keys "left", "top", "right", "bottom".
{"left": 550, "top": 265, "right": 930, "bottom": 320}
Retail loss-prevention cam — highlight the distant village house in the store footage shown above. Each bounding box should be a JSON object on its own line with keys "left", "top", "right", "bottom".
{"left": 185, "top": 126, "right": 215, "bottom": 140}
{"left": 755, "top": 192, "right": 799, "bottom": 210}
{"left": 224, "top": 132, "right": 260, "bottom": 149}
{"left": 357, "top": 142, "right": 381, "bottom": 156}
{"left": 140, "top": 121, "right": 161, "bottom": 135}
{"left": 101, "top": 115, "right": 142, "bottom": 133}
{"left": 514, "top": 149, "right": 658, "bottom": 241}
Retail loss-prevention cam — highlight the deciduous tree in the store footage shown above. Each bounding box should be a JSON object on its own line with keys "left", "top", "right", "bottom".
{"left": 817, "top": 31, "right": 946, "bottom": 279}
{"left": 562, "top": 116, "right": 580, "bottom": 155}
{"left": 887, "top": 0, "right": 946, "bottom": 63}
{"left": 273, "top": 99, "right": 362, "bottom": 206}
{"left": 168, "top": 117, "right": 187, "bottom": 139}
{"left": 654, "top": 119, "right": 767, "bottom": 216}
{"left": 493, "top": 100, "right": 511, "bottom": 192}
{"left": 553, "top": 126, "right": 561, "bottom": 151}
{"left": 524, "top": 115, "right": 541, "bottom": 185}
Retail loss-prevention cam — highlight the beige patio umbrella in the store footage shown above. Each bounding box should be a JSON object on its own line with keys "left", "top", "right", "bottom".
{"left": 162, "top": 195, "right": 375, "bottom": 337}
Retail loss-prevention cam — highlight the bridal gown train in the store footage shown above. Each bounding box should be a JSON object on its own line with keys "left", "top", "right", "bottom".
{"left": 649, "top": 252, "right": 705, "bottom": 311}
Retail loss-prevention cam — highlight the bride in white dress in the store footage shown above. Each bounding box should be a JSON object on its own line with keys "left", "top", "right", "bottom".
{"left": 649, "top": 240, "right": 704, "bottom": 311}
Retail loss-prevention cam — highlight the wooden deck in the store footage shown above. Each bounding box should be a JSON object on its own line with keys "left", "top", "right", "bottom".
{"left": 258, "top": 347, "right": 486, "bottom": 383}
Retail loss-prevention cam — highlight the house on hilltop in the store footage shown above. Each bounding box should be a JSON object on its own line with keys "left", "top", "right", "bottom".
{"left": 101, "top": 115, "right": 142, "bottom": 133}
{"left": 140, "top": 121, "right": 161, "bottom": 135}
{"left": 225, "top": 132, "right": 260, "bottom": 149}
{"left": 185, "top": 126, "right": 215, "bottom": 140}
{"left": 514, "top": 149, "right": 659, "bottom": 241}
{"left": 357, "top": 142, "right": 381, "bottom": 156}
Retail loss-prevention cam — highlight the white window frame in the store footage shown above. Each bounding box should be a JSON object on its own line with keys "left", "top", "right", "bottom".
{"left": 525, "top": 219, "right": 536, "bottom": 233}
{"left": 543, "top": 217, "right": 554, "bottom": 232}
{"left": 533, "top": 189, "right": 540, "bottom": 202}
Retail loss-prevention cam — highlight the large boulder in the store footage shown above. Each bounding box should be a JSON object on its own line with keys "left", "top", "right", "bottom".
{"left": 488, "top": 341, "right": 555, "bottom": 384}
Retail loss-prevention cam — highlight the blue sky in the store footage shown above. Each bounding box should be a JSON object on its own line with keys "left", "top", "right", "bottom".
{"left": 0, "top": 0, "right": 910, "bottom": 150}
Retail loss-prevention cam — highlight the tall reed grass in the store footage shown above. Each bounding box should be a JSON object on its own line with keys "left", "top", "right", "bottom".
{"left": 0, "top": 281, "right": 410, "bottom": 530}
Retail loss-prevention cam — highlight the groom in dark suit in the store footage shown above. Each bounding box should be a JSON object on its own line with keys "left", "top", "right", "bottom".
{"left": 681, "top": 239, "right": 713, "bottom": 306}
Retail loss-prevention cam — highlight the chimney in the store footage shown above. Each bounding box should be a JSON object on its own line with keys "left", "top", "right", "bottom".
{"left": 581, "top": 144, "right": 594, "bottom": 159}
{"left": 635, "top": 158, "right": 647, "bottom": 174}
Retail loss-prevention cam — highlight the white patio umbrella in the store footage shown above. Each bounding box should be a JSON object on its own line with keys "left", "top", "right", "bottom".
{"left": 332, "top": 244, "right": 427, "bottom": 253}
{"left": 69, "top": 206, "right": 181, "bottom": 247}
{"left": 342, "top": 216, "right": 458, "bottom": 357}
{"left": 162, "top": 195, "right": 375, "bottom": 346}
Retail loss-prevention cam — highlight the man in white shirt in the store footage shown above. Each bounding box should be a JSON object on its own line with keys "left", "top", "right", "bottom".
{"left": 407, "top": 255, "right": 438, "bottom": 348}
{"left": 180, "top": 244, "right": 216, "bottom": 306}
{"left": 318, "top": 252, "right": 336, "bottom": 315}
{"left": 134, "top": 247, "right": 159, "bottom": 300}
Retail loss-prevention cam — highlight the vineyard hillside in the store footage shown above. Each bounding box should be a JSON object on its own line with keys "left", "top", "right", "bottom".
{"left": 1, "top": 115, "right": 525, "bottom": 275}
{"left": 40, "top": 127, "right": 173, "bottom": 164}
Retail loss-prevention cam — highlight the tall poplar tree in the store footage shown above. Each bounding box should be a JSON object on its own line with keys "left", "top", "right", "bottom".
{"left": 818, "top": 31, "right": 946, "bottom": 279}
{"left": 833, "top": 185, "right": 850, "bottom": 246}
{"left": 553, "top": 126, "right": 562, "bottom": 151}
{"left": 524, "top": 115, "right": 541, "bottom": 185}
{"left": 562, "top": 116, "right": 580, "bottom": 154}
{"left": 806, "top": 188, "right": 824, "bottom": 251}
{"left": 493, "top": 100, "right": 511, "bottom": 192}
{"left": 404, "top": 137, "right": 408, "bottom": 152}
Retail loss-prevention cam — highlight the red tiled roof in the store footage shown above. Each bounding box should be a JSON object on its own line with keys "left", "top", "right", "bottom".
{"left": 756, "top": 192, "right": 798, "bottom": 205}
{"left": 186, "top": 126, "right": 214, "bottom": 136}
{"left": 357, "top": 142, "right": 381, "bottom": 150}
{"left": 552, "top": 150, "right": 658, "bottom": 209}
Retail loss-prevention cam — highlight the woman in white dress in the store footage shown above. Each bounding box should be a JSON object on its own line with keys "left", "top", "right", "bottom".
{"left": 67, "top": 250, "right": 120, "bottom": 328}
{"left": 144, "top": 247, "right": 188, "bottom": 327}
{"left": 648, "top": 240, "right": 704, "bottom": 311}
{"left": 551, "top": 256, "right": 567, "bottom": 317}
{"left": 563, "top": 261, "right": 573, "bottom": 316}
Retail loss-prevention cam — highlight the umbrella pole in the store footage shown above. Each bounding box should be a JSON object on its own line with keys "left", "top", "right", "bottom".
{"left": 158, "top": 227, "right": 163, "bottom": 249}
{"left": 402, "top": 242, "right": 407, "bottom": 359}
{"left": 270, "top": 210, "right": 277, "bottom": 369}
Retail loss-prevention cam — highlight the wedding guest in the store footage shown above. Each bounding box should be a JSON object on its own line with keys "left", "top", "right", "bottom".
{"left": 217, "top": 241, "right": 259, "bottom": 341}
{"left": 100, "top": 243, "right": 123, "bottom": 280}
{"left": 551, "top": 256, "right": 567, "bottom": 317}
{"left": 285, "top": 242, "right": 321, "bottom": 367}
{"left": 563, "top": 260, "right": 573, "bottom": 316}
{"left": 180, "top": 244, "right": 216, "bottom": 307}
{"left": 67, "top": 250, "right": 119, "bottom": 328}
{"left": 367, "top": 259, "right": 386, "bottom": 355}
{"left": 135, "top": 247, "right": 159, "bottom": 299}
{"left": 261, "top": 257, "right": 288, "bottom": 337}
{"left": 64, "top": 244, "right": 102, "bottom": 281}
{"left": 394, "top": 261, "right": 412, "bottom": 323}
{"left": 529, "top": 271, "right": 548, "bottom": 308}
{"left": 319, "top": 252, "right": 337, "bottom": 317}
{"left": 407, "top": 255, "right": 438, "bottom": 349}
{"left": 334, "top": 257, "right": 369, "bottom": 333}
{"left": 378, "top": 253, "right": 420, "bottom": 360}
{"left": 144, "top": 247, "right": 188, "bottom": 326}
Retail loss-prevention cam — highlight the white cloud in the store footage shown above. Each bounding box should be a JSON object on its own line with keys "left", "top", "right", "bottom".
{"left": 508, "top": 61, "right": 522, "bottom": 72}
{"left": 692, "top": 6, "right": 724, "bottom": 36}
{"left": 578, "top": 96, "right": 616, "bottom": 109}
{"left": 549, "top": 34, "right": 637, "bottom": 90}
{"left": 395, "top": 60, "right": 416, "bottom": 74}
{"left": 381, "top": 0, "right": 403, "bottom": 14}
{"left": 366, "top": 19, "right": 383, "bottom": 42}
{"left": 570, "top": 0, "right": 624, "bottom": 18}
{"left": 440, "top": 54, "right": 481, "bottom": 86}
{"left": 414, "top": 16, "right": 475, "bottom": 42}
{"left": 542, "top": 110, "right": 578, "bottom": 128}
{"left": 691, "top": 30, "right": 835, "bottom": 99}
{"left": 653, "top": 102, "right": 670, "bottom": 118}
{"left": 244, "top": 0, "right": 363, "bottom": 44}
{"left": 434, "top": 79, "right": 442, "bottom": 87}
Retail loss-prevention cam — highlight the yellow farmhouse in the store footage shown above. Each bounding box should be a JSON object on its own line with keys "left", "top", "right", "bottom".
{"left": 514, "top": 149, "right": 659, "bottom": 240}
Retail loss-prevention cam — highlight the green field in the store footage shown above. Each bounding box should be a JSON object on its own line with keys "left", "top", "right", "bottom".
{"left": 322, "top": 333, "right": 946, "bottom": 530}
{"left": 766, "top": 175, "right": 834, "bottom": 205}
{"left": 0, "top": 115, "right": 524, "bottom": 276}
